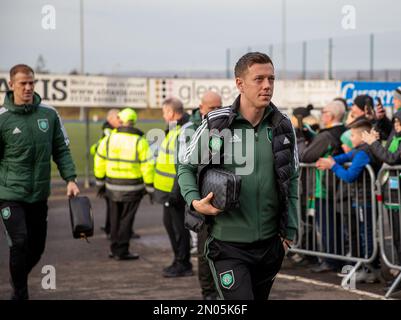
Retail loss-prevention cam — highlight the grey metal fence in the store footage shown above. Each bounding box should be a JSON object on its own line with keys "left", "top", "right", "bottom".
{"left": 292, "top": 163, "right": 379, "bottom": 289}
{"left": 376, "top": 164, "right": 401, "bottom": 298}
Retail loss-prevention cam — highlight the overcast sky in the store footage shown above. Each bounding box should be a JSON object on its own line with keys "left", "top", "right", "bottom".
{"left": 1, "top": 0, "right": 401, "bottom": 74}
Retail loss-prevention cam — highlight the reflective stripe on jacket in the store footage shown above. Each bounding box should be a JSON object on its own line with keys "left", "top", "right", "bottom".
{"left": 94, "top": 126, "right": 154, "bottom": 192}
{"left": 154, "top": 125, "right": 182, "bottom": 192}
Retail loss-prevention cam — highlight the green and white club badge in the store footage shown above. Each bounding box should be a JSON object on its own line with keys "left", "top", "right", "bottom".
{"left": 1, "top": 207, "right": 11, "bottom": 220}
{"left": 220, "top": 270, "right": 235, "bottom": 289}
{"left": 38, "top": 119, "right": 49, "bottom": 132}
{"left": 209, "top": 136, "right": 222, "bottom": 151}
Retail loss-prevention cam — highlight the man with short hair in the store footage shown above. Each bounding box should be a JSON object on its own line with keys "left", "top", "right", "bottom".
{"left": 90, "top": 108, "right": 121, "bottom": 237}
{"left": 347, "top": 94, "right": 392, "bottom": 140}
{"left": 301, "top": 100, "right": 346, "bottom": 163}
{"left": 0, "top": 64, "right": 79, "bottom": 300}
{"left": 154, "top": 97, "right": 193, "bottom": 278}
{"left": 90, "top": 109, "right": 121, "bottom": 156}
{"left": 300, "top": 100, "right": 347, "bottom": 273}
{"left": 178, "top": 52, "right": 298, "bottom": 300}
{"left": 106, "top": 109, "right": 122, "bottom": 132}
{"left": 199, "top": 91, "right": 221, "bottom": 116}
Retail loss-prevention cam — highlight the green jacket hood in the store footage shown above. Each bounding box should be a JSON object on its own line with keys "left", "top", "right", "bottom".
{"left": 3, "top": 91, "right": 42, "bottom": 114}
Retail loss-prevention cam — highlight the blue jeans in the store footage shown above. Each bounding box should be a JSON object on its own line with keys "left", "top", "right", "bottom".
{"left": 349, "top": 204, "right": 374, "bottom": 259}
{"left": 315, "top": 199, "right": 343, "bottom": 269}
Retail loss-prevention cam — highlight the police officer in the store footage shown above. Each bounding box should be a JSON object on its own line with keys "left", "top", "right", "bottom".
{"left": 178, "top": 52, "right": 299, "bottom": 300}
{"left": 94, "top": 108, "right": 154, "bottom": 260}
{"left": 154, "top": 97, "right": 193, "bottom": 277}
{"left": 0, "top": 64, "right": 79, "bottom": 300}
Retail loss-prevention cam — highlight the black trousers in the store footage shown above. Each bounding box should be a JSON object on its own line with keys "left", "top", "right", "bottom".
{"left": 205, "top": 235, "right": 285, "bottom": 300}
{"left": 198, "top": 226, "right": 216, "bottom": 297}
{"left": 109, "top": 196, "right": 142, "bottom": 256}
{"left": 163, "top": 202, "right": 191, "bottom": 266}
{"left": 104, "top": 197, "right": 111, "bottom": 234}
{"left": 0, "top": 201, "right": 48, "bottom": 300}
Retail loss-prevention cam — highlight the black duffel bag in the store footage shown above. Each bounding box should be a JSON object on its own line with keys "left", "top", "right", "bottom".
{"left": 199, "top": 167, "right": 241, "bottom": 211}
{"left": 184, "top": 167, "right": 241, "bottom": 233}
{"left": 69, "top": 196, "right": 94, "bottom": 239}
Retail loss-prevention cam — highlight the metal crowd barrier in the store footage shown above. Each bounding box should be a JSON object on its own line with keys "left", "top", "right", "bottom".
{"left": 292, "top": 163, "right": 379, "bottom": 289}
{"left": 376, "top": 164, "right": 401, "bottom": 298}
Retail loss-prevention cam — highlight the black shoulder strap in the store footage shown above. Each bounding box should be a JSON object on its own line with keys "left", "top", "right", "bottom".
{"left": 205, "top": 106, "right": 235, "bottom": 131}
{"left": 196, "top": 106, "right": 236, "bottom": 179}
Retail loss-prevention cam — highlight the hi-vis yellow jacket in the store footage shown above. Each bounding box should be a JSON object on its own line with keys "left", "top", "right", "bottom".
{"left": 154, "top": 125, "right": 182, "bottom": 193}
{"left": 154, "top": 113, "right": 191, "bottom": 197}
{"left": 94, "top": 127, "right": 154, "bottom": 197}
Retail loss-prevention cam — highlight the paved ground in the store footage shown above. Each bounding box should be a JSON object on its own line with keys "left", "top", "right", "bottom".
{"left": 1, "top": 185, "right": 400, "bottom": 300}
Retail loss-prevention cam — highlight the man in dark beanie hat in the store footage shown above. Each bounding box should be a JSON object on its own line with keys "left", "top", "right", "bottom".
{"left": 292, "top": 104, "right": 318, "bottom": 136}
{"left": 293, "top": 104, "right": 314, "bottom": 119}
{"left": 291, "top": 104, "right": 318, "bottom": 153}
{"left": 347, "top": 94, "right": 392, "bottom": 140}
{"left": 353, "top": 95, "right": 374, "bottom": 113}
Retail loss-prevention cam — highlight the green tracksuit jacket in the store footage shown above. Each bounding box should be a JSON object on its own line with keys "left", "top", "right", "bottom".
{"left": 0, "top": 91, "right": 77, "bottom": 203}
{"left": 178, "top": 106, "right": 298, "bottom": 242}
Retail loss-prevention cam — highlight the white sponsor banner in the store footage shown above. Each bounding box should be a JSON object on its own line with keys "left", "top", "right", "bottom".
{"left": 148, "top": 78, "right": 239, "bottom": 108}
{"left": 273, "top": 80, "right": 342, "bottom": 109}
{"left": 1, "top": 72, "right": 340, "bottom": 109}
{"left": 148, "top": 78, "right": 341, "bottom": 109}
{"left": 0, "top": 73, "right": 148, "bottom": 108}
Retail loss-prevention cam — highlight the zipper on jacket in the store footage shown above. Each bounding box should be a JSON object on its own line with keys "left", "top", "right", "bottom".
{"left": 247, "top": 122, "right": 262, "bottom": 240}
{"left": 26, "top": 114, "right": 35, "bottom": 193}
{"left": 256, "top": 110, "right": 275, "bottom": 238}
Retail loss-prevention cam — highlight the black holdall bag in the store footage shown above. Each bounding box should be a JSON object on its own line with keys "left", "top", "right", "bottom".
{"left": 184, "top": 166, "right": 241, "bottom": 233}
{"left": 69, "top": 196, "right": 94, "bottom": 240}
{"left": 199, "top": 167, "right": 241, "bottom": 211}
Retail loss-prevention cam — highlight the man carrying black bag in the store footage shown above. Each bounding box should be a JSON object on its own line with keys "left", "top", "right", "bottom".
{"left": 0, "top": 64, "right": 79, "bottom": 300}
{"left": 178, "top": 52, "right": 299, "bottom": 300}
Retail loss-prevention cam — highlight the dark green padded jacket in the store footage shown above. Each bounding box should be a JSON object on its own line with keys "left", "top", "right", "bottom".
{"left": 0, "top": 91, "right": 77, "bottom": 203}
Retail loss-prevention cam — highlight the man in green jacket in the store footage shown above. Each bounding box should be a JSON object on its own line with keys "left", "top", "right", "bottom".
{"left": 0, "top": 64, "right": 79, "bottom": 300}
{"left": 178, "top": 52, "right": 298, "bottom": 300}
